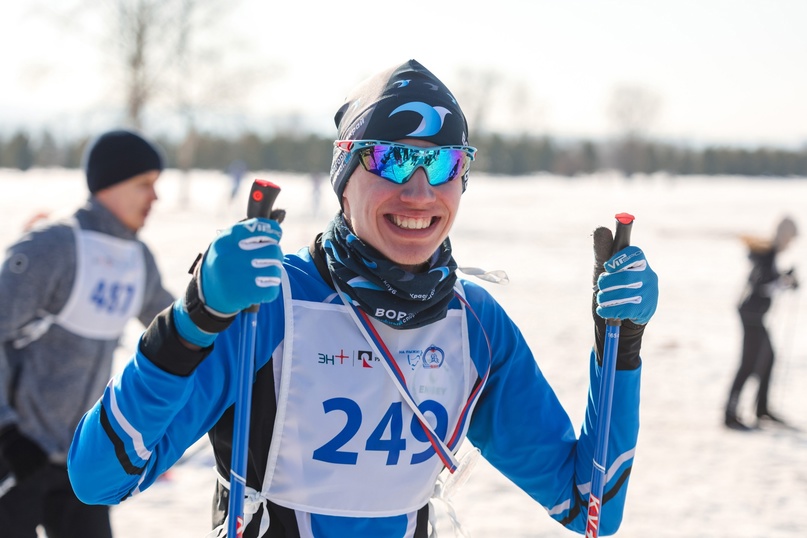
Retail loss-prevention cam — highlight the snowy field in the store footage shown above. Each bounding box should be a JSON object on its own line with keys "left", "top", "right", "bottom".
{"left": 2, "top": 168, "right": 806, "bottom": 538}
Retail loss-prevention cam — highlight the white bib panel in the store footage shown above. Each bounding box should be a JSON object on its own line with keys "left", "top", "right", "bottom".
{"left": 264, "top": 297, "right": 477, "bottom": 517}
{"left": 55, "top": 225, "right": 145, "bottom": 339}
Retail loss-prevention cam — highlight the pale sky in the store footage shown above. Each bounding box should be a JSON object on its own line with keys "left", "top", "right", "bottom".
{"left": 2, "top": 0, "right": 807, "bottom": 148}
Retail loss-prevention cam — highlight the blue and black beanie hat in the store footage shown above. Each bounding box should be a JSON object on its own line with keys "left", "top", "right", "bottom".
{"left": 329, "top": 59, "right": 470, "bottom": 203}
{"left": 84, "top": 129, "right": 164, "bottom": 194}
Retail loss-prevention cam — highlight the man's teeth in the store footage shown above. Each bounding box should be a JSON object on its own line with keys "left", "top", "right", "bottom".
{"left": 392, "top": 215, "right": 432, "bottom": 229}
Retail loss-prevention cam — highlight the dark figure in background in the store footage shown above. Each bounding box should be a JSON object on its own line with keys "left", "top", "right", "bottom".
{"left": 725, "top": 216, "right": 799, "bottom": 431}
{"left": 310, "top": 171, "right": 325, "bottom": 217}
{"left": 227, "top": 159, "right": 249, "bottom": 202}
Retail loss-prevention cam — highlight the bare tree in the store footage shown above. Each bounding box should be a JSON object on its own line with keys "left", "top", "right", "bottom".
{"left": 506, "top": 80, "right": 546, "bottom": 136}
{"left": 109, "top": 0, "right": 250, "bottom": 130}
{"left": 35, "top": 0, "right": 279, "bottom": 207}
{"left": 116, "top": 1, "right": 152, "bottom": 129}
{"left": 606, "top": 84, "right": 663, "bottom": 175}
{"left": 38, "top": 0, "right": 269, "bottom": 132}
{"left": 607, "top": 84, "right": 662, "bottom": 139}
{"left": 453, "top": 67, "right": 503, "bottom": 136}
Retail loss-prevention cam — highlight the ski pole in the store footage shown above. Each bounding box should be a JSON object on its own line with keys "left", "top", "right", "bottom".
{"left": 586, "top": 212, "right": 634, "bottom": 538}
{"left": 228, "top": 179, "right": 283, "bottom": 538}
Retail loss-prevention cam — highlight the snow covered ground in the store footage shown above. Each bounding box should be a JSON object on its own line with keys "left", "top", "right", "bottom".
{"left": 2, "top": 168, "right": 806, "bottom": 537}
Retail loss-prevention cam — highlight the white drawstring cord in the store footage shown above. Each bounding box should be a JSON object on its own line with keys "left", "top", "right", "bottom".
{"left": 206, "top": 471, "right": 271, "bottom": 537}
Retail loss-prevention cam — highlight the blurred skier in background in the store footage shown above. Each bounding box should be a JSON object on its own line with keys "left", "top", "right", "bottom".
{"left": 227, "top": 159, "right": 249, "bottom": 203}
{"left": 725, "top": 216, "right": 799, "bottom": 431}
{"left": 0, "top": 129, "right": 174, "bottom": 536}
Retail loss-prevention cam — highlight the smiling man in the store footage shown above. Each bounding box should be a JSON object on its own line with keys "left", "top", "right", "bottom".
{"left": 68, "top": 61, "right": 659, "bottom": 538}
{"left": 0, "top": 129, "right": 174, "bottom": 537}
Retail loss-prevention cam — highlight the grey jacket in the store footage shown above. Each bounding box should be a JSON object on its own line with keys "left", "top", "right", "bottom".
{"left": 0, "top": 198, "right": 174, "bottom": 462}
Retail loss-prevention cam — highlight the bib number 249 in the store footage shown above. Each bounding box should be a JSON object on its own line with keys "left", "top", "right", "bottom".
{"left": 312, "top": 397, "right": 448, "bottom": 466}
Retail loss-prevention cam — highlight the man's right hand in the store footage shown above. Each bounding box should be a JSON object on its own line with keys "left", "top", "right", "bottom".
{"left": 173, "top": 218, "right": 283, "bottom": 348}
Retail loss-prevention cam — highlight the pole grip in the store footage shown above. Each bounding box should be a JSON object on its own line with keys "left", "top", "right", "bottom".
{"left": 247, "top": 179, "right": 284, "bottom": 222}
{"left": 611, "top": 212, "right": 634, "bottom": 255}
{"left": 606, "top": 213, "right": 634, "bottom": 327}
{"left": 245, "top": 179, "right": 283, "bottom": 314}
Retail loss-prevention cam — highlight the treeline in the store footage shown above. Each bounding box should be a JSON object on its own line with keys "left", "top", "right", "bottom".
{"left": 1, "top": 130, "right": 806, "bottom": 177}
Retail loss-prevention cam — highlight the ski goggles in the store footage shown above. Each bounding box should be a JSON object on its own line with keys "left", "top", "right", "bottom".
{"left": 334, "top": 140, "right": 477, "bottom": 186}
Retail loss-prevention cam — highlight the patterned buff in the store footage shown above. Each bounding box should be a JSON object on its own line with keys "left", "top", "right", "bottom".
{"left": 322, "top": 214, "right": 458, "bottom": 329}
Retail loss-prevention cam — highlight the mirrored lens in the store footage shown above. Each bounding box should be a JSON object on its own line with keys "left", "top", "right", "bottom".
{"left": 428, "top": 149, "right": 471, "bottom": 185}
{"left": 357, "top": 145, "right": 471, "bottom": 186}
{"left": 358, "top": 145, "right": 418, "bottom": 184}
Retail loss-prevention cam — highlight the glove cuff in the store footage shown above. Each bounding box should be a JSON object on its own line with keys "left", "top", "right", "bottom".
{"left": 184, "top": 269, "right": 237, "bottom": 335}
{"left": 593, "top": 294, "right": 645, "bottom": 370}
{"left": 173, "top": 299, "right": 219, "bottom": 348}
{"left": 140, "top": 304, "right": 215, "bottom": 376}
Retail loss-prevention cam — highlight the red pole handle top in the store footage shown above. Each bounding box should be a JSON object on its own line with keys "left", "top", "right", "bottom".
{"left": 611, "top": 213, "right": 634, "bottom": 256}
{"left": 253, "top": 178, "right": 280, "bottom": 190}
{"left": 615, "top": 212, "right": 635, "bottom": 225}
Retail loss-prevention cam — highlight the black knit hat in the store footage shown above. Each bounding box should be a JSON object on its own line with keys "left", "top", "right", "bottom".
{"left": 329, "top": 60, "right": 470, "bottom": 204}
{"left": 84, "top": 130, "right": 164, "bottom": 194}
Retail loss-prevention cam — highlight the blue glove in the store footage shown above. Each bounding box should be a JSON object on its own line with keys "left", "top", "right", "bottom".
{"left": 199, "top": 218, "right": 283, "bottom": 315}
{"left": 174, "top": 218, "right": 283, "bottom": 347}
{"left": 596, "top": 246, "right": 658, "bottom": 325}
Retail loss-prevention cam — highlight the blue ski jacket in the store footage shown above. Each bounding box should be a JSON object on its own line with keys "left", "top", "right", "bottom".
{"left": 68, "top": 242, "right": 641, "bottom": 538}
